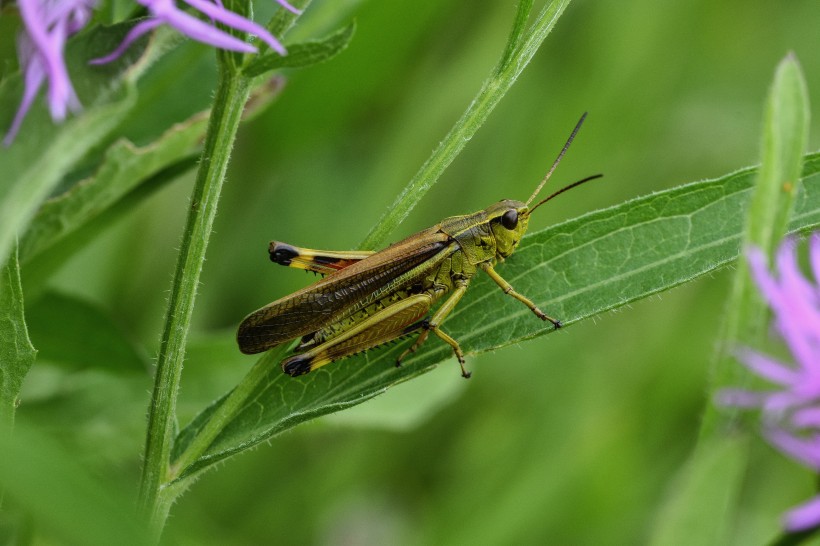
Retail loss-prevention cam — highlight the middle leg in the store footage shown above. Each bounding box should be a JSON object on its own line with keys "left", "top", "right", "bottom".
{"left": 397, "top": 279, "right": 472, "bottom": 378}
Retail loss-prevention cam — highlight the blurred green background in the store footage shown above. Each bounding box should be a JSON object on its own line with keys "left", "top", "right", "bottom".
{"left": 11, "top": 0, "right": 820, "bottom": 543}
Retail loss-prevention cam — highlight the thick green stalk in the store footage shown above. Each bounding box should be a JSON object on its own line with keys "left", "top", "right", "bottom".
{"left": 137, "top": 65, "right": 250, "bottom": 529}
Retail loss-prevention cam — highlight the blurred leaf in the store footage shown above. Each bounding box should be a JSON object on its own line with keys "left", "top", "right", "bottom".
{"left": 0, "top": 21, "right": 166, "bottom": 271}
{"left": 25, "top": 291, "right": 148, "bottom": 374}
{"left": 266, "top": 0, "right": 312, "bottom": 38}
{"left": 172, "top": 152, "right": 820, "bottom": 482}
{"left": 0, "top": 87, "right": 136, "bottom": 272}
{"left": 0, "top": 422, "right": 150, "bottom": 546}
{"left": 244, "top": 21, "right": 356, "bottom": 78}
{"left": 706, "top": 54, "right": 811, "bottom": 419}
{"left": 177, "top": 331, "right": 248, "bottom": 424}
{"left": 21, "top": 78, "right": 285, "bottom": 294}
{"left": 748, "top": 54, "right": 810, "bottom": 255}
{"left": 18, "top": 368, "right": 149, "bottom": 466}
{"left": 22, "top": 157, "right": 196, "bottom": 298}
{"left": 18, "top": 111, "right": 208, "bottom": 265}
{"left": 650, "top": 435, "right": 750, "bottom": 546}
{"left": 0, "top": 244, "right": 35, "bottom": 427}
{"left": 242, "top": 75, "right": 288, "bottom": 123}
{"left": 20, "top": 114, "right": 206, "bottom": 266}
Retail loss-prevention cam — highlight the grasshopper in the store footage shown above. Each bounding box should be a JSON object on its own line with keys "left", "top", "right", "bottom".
{"left": 237, "top": 114, "right": 600, "bottom": 378}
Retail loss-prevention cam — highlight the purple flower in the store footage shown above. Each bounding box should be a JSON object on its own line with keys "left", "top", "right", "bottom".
{"left": 3, "top": 0, "right": 95, "bottom": 146}
{"left": 720, "top": 234, "right": 820, "bottom": 532}
{"left": 90, "top": 0, "right": 299, "bottom": 65}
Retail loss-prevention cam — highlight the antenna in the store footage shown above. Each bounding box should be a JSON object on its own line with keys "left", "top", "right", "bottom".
{"left": 528, "top": 174, "right": 603, "bottom": 214}
{"left": 526, "top": 112, "right": 588, "bottom": 206}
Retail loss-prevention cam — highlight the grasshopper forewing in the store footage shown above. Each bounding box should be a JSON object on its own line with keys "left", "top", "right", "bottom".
{"left": 237, "top": 114, "right": 601, "bottom": 378}
{"left": 238, "top": 228, "right": 453, "bottom": 356}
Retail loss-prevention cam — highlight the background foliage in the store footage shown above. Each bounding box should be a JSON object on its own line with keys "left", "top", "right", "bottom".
{"left": 2, "top": 0, "right": 820, "bottom": 544}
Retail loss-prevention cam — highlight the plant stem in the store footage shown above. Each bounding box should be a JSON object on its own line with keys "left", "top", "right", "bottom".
{"left": 700, "top": 54, "right": 809, "bottom": 439}
{"left": 360, "top": 0, "right": 572, "bottom": 249}
{"left": 137, "top": 64, "right": 249, "bottom": 530}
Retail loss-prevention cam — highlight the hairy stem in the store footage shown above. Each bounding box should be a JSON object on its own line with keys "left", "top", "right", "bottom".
{"left": 138, "top": 64, "right": 250, "bottom": 531}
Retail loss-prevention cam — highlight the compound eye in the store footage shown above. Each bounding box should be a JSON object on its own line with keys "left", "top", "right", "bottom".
{"left": 501, "top": 209, "right": 518, "bottom": 230}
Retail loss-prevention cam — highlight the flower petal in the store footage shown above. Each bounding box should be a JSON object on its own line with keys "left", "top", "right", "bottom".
{"left": 161, "top": 7, "right": 259, "bottom": 53}
{"left": 747, "top": 246, "right": 785, "bottom": 312}
{"left": 775, "top": 239, "right": 820, "bottom": 338}
{"left": 275, "top": 0, "right": 302, "bottom": 15}
{"left": 766, "top": 427, "right": 820, "bottom": 469}
{"left": 784, "top": 495, "right": 820, "bottom": 532}
{"left": 3, "top": 53, "right": 45, "bottom": 145}
{"left": 791, "top": 407, "right": 820, "bottom": 429}
{"left": 715, "top": 388, "right": 769, "bottom": 408}
{"left": 183, "top": 0, "right": 287, "bottom": 54}
{"left": 735, "top": 348, "right": 798, "bottom": 386}
{"left": 93, "top": 0, "right": 290, "bottom": 69}
{"left": 89, "top": 19, "right": 163, "bottom": 65}
{"left": 4, "top": 0, "right": 93, "bottom": 144}
{"left": 770, "top": 242, "right": 820, "bottom": 375}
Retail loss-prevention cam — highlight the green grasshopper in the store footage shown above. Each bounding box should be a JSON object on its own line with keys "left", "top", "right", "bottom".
{"left": 237, "top": 114, "right": 600, "bottom": 378}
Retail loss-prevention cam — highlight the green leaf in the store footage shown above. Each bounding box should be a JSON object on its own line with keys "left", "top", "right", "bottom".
{"left": 25, "top": 291, "right": 148, "bottom": 374}
{"left": 0, "top": 422, "right": 151, "bottom": 546}
{"left": 244, "top": 21, "right": 356, "bottom": 78}
{"left": 22, "top": 157, "right": 196, "bottom": 298}
{"left": 20, "top": 78, "right": 283, "bottom": 294}
{"left": 171, "top": 152, "right": 820, "bottom": 482}
{"left": 0, "top": 21, "right": 162, "bottom": 272}
{"left": 18, "top": 110, "right": 208, "bottom": 266}
{"left": 649, "top": 435, "right": 750, "bottom": 546}
{"left": 266, "top": 0, "right": 312, "bottom": 38}
{"left": 0, "top": 244, "right": 36, "bottom": 428}
{"left": 18, "top": 369, "right": 150, "bottom": 465}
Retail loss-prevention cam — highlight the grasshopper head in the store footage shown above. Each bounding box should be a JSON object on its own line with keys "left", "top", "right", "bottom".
{"left": 488, "top": 115, "right": 601, "bottom": 261}
{"left": 489, "top": 171, "right": 601, "bottom": 261}
{"left": 487, "top": 199, "right": 530, "bottom": 260}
